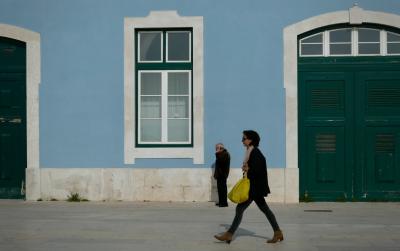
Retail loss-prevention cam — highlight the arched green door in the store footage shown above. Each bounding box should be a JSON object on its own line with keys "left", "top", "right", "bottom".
{"left": 299, "top": 57, "right": 400, "bottom": 201}
{"left": 0, "top": 37, "right": 26, "bottom": 199}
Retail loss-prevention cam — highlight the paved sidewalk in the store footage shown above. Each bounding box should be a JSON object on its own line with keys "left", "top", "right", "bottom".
{"left": 0, "top": 200, "right": 399, "bottom": 251}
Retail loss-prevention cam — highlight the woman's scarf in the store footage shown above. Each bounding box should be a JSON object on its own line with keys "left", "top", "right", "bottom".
{"left": 243, "top": 145, "right": 254, "bottom": 170}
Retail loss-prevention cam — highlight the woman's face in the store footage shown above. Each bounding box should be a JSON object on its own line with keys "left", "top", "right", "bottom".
{"left": 242, "top": 134, "right": 252, "bottom": 147}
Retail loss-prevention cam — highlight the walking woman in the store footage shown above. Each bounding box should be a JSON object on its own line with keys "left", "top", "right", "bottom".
{"left": 214, "top": 130, "right": 283, "bottom": 244}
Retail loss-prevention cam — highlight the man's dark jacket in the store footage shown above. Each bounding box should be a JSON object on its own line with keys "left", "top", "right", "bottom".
{"left": 214, "top": 149, "right": 230, "bottom": 179}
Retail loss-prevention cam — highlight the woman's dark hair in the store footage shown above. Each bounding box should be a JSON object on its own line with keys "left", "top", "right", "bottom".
{"left": 243, "top": 130, "right": 260, "bottom": 147}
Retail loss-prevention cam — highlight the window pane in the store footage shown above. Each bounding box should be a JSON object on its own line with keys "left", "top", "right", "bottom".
{"left": 167, "top": 32, "right": 190, "bottom": 61}
{"left": 330, "top": 43, "right": 351, "bottom": 55}
{"left": 168, "top": 96, "right": 189, "bottom": 118}
{"left": 388, "top": 32, "right": 400, "bottom": 42}
{"left": 141, "top": 72, "right": 161, "bottom": 95}
{"left": 168, "top": 72, "right": 189, "bottom": 95}
{"left": 330, "top": 29, "right": 351, "bottom": 43}
{"left": 168, "top": 119, "right": 189, "bottom": 142}
{"left": 359, "top": 43, "right": 380, "bottom": 54}
{"left": 301, "top": 44, "right": 322, "bottom": 55}
{"left": 141, "top": 96, "right": 161, "bottom": 118}
{"left": 358, "top": 29, "right": 380, "bottom": 42}
{"left": 388, "top": 43, "right": 400, "bottom": 54}
{"left": 302, "top": 33, "right": 322, "bottom": 43}
{"left": 139, "top": 32, "right": 162, "bottom": 61}
{"left": 140, "top": 119, "right": 161, "bottom": 142}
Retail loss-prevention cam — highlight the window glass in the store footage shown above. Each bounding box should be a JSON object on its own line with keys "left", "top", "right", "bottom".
{"left": 387, "top": 32, "right": 400, "bottom": 42}
{"left": 167, "top": 31, "right": 190, "bottom": 61}
{"left": 358, "top": 29, "right": 380, "bottom": 42}
{"left": 330, "top": 44, "right": 351, "bottom": 55}
{"left": 139, "top": 32, "right": 162, "bottom": 61}
{"left": 136, "top": 30, "right": 193, "bottom": 145}
{"left": 300, "top": 27, "right": 400, "bottom": 57}
{"left": 140, "top": 119, "right": 161, "bottom": 142}
{"left": 168, "top": 119, "right": 189, "bottom": 142}
{"left": 387, "top": 32, "right": 400, "bottom": 55}
{"left": 329, "top": 29, "right": 352, "bottom": 55}
{"left": 141, "top": 97, "right": 161, "bottom": 118}
{"left": 301, "top": 44, "right": 323, "bottom": 55}
{"left": 359, "top": 43, "right": 380, "bottom": 54}
{"left": 302, "top": 33, "right": 322, "bottom": 43}
{"left": 168, "top": 96, "right": 189, "bottom": 118}
{"left": 388, "top": 43, "right": 400, "bottom": 54}
{"left": 330, "top": 29, "right": 351, "bottom": 43}
{"left": 141, "top": 72, "right": 161, "bottom": 95}
{"left": 300, "top": 33, "right": 323, "bottom": 56}
{"left": 168, "top": 72, "right": 189, "bottom": 95}
{"left": 168, "top": 72, "right": 189, "bottom": 119}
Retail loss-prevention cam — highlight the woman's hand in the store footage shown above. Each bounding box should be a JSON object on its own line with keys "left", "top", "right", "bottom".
{"left": 242, "top": 163, "right": 249, "bottom": 172}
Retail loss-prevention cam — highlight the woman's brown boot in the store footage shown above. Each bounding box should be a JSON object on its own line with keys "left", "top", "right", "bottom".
{"left": 267, "top": 230, "right": 284, "bottom": 243}
{"left": 214, "top": 231, "right": 233, "bottom": 244}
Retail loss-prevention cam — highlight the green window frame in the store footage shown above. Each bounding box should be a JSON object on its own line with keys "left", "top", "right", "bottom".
{"left": 135, "top": 28, "right": 193, "bottom": 147}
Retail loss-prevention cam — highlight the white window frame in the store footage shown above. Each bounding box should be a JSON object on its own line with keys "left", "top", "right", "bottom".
{"left": 357, "top": 28, "right": 381, "bottom": 56}
{"left": 386, "top": 31, "right": 400, "bottom": 56}
{"left": 124, "top": 11, "right": 204, "bottom": 164}
{"left": 299, "top": 32, "right": 324, "bottom": 57}
{"left": 137, "top": 31, "right": 163, "bottom": 63}
{"left": 328, "top": 28, "right": 352, "bottom": 56}
{"left": 300, "top": 27, "right": 400, "bottom": 57}
{"left": 166, "top": 31, "right": 192, "bottom": 63}
{"left": 138, "top": 70, "right": 192, "bottom": 145}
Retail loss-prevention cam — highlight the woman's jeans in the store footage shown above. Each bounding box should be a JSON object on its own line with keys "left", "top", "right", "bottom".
{"left": 228, "top": 197, "right": 280, "bottom": 234}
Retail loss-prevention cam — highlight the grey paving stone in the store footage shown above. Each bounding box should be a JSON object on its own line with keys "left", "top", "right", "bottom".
{"left": 0, "top": 201, "right": 399, "bottom": 251}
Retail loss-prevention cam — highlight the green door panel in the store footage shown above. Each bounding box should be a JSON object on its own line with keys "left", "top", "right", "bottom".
{"left": 354, "top": 71, "right": 400, "bottom": 201}
{"left": 304, "top": 127, "right": 347, "bottom": 200}
{"left": 0, "top": 37, "right": 26, "bottom": 199}
{"left": 299, "top": 71, "right": 354, "bottom": 201}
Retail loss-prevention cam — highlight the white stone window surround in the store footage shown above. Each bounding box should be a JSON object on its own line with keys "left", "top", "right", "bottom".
{"left": 0, "top": 23, "right": 41, "bottom": 199}
{"left": 124, "top": 11, "right": 204, "bottom": 164}
{"left": 300, "top": 27, "right": 400, "bottom": 57}
{"left": 283, "top": 6, "right": 400, "bottom": 202}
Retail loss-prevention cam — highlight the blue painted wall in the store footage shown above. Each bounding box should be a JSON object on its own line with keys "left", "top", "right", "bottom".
{"left": 1, "top": 0, "right": 399, "bottom": 168}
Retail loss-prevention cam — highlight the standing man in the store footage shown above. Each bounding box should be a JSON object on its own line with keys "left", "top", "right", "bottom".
{"left": 214, "top": 143, "right": 230, "bottom": 207}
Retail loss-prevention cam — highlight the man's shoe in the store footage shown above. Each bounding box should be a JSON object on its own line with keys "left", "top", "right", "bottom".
{"left": 215, "top": 202, "right": 219, "bottom": 206}
{"left": 218, "top": 204, "right": 228, "bottom": 207}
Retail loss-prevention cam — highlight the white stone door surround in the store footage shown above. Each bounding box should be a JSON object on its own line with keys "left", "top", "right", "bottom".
{"left": 283, "top": 6, "right": 400, "bottom": 202}
{"left": 0, "top": 24, "right": 41, "bottom": 200}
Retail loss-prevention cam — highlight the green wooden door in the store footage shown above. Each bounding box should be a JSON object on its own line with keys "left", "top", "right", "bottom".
{"left": 299, "top": 67, "right": 400, "bottom": 201}
{"left": 355, "top": 72, "right": 400, "bottom": 200}
{"left": 299, "top": 72, "right": 354, "bottom": 201}
{"left": 0, "top": 37, "right": 26, "bottom": 199}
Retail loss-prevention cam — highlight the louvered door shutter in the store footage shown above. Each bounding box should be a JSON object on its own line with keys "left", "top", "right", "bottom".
{"left": 299, "top": 72, "right": 353, "bottom": 200}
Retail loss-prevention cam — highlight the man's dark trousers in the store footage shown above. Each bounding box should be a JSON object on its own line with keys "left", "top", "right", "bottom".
{"left": 217, "top": 178, "right": 228, "bottom": 206}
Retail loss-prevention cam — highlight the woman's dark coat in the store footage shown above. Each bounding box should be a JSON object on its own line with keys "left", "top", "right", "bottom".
{"left": 246, "top": 147, "right": 271, "bottom": 198}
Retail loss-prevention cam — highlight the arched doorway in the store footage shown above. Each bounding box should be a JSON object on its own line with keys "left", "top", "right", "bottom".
{"left": 0, "top": 36, "right": 26, "bottom": 198}
{"left": 284, "top": 6, "right": 400, "bottom": 202}
{"left": 0, "top": 24, "right": 40, "bottom": 199}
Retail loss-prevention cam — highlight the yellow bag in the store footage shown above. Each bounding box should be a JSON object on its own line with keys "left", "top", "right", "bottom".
{"left": 228, "top": 173, "right": 250, "bottom": 204}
